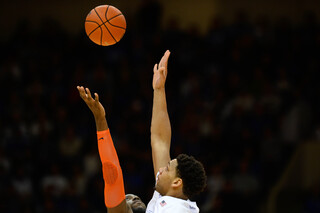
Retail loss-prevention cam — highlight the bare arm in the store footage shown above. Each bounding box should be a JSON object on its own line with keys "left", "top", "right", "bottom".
{"left": 150, "top": 50, "right": 172, "bottom": 179}
{"left": 77, "top": 86, "right": 130, "bottom": 213}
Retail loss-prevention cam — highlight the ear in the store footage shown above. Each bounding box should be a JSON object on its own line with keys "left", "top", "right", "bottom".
{"left": 172, "top": 177, "right": 183, "bottom": 189}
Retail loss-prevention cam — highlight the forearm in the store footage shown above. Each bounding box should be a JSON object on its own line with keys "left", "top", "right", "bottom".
{"left": 151, "top": 88, "right": 171, "bottom": 145}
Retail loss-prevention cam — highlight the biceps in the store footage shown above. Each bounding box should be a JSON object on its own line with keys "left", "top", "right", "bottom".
{"left": 151, "top": 143, "right": 171, "bottom": 178}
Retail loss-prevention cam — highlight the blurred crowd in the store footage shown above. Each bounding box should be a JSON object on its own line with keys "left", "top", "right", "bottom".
{"left": 1, "top": 1, "right": 320, "bottom": 212}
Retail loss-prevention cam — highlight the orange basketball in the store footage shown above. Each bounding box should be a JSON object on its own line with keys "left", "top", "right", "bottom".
{"left": 85, "top": 5, "right": 126, "bottom": 46}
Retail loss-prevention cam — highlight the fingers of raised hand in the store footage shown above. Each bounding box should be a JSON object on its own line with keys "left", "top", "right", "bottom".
{"left": 159, "top": 50, "right": 170, "bottom": 68}
{"left": 164, "top": 50, "right": 170, "bottom": 68}
{"left": 159, "top": 55, "right": 164, "bottom": 68}
{"left": 158, "top": 67, "right": 166, "bottom": 78}
{"left": 77, "top": 86, "right": 96, "bottom": 103}
{"left": 77, "top": 86, "right": 87, "bottom": 99}
{"left": 85, "top": 88, "right": 93, "bottom": 99}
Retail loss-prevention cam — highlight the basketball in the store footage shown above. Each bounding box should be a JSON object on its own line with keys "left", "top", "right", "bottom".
{"left": 85, "top": 5, "right": 126, "bottom": 46}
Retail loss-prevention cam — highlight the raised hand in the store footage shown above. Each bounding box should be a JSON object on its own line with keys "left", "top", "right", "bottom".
{"left": 153, "top": 50, "right": 171, "bottom": 89}
{"left": 77, "top": 86, "right": 105, "bottom": 119}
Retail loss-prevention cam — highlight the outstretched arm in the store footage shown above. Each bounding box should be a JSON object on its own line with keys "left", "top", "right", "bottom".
{"left": 150, "top": 50, "right": 172, "bottom": 179}
{"left": 77, "top": 86, "right": 130, "bottom": 213}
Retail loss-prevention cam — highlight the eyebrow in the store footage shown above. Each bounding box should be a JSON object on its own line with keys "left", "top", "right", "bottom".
{"left": 126, "top": 195, "right": 132, "bottom": 199}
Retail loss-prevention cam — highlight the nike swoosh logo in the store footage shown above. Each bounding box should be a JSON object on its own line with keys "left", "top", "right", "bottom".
{"left": 99, "top": 137, "right": 104, "bottom": 140}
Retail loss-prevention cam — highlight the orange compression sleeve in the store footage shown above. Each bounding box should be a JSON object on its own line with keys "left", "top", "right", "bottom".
{"left": 97, "top": 129, "right": 125, "bottom": 208}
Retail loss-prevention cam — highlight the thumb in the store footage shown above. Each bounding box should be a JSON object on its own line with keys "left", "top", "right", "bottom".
{"left": 153, "top": 64, "right": 158, "bottom": 73}
{"left": 94, "top": 93, "right": 99, "bottom": 102}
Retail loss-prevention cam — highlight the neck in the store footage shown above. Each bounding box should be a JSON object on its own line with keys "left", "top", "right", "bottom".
{"left": 166, "top": 190, "right": 188, "bottom": 200}
{"left": 178, "top": 193, "right": 188, "bottom": 200}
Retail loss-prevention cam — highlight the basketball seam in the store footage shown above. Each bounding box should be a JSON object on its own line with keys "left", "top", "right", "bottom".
{"left": 107, "top": 21, "right": 126, "bottom": 30}
{"left": 108, "top": 14, "right": 123, "bottom": 22}
{"left": 105, "top": 5, "right": 110, "bottom": 21}
{"left": 94, "top": 7, "right": 117, "bottom": 44}
{"left": 100, "top": 25, "right": 103, "bottom": 45}
{"left": 87, "top": 20, "right": 102, "bottom": 37}
{"left": 107, "top": 14, "right": 126, "bottom": 30}
{"left": 87, "top": 20, "right": 125, "bottom": 38}
{"left": 105, "top": 6, "right": 124, "bottom": 22}
{"left": 103, "top": 6, "right": 125, "bottom": 36}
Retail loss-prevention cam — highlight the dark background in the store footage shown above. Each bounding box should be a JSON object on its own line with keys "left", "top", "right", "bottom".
{"left": 1, "top": 0, "right": 320, "bottom": 212}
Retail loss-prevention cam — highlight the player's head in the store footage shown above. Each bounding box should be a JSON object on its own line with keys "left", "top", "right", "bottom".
{"left": 176, "top": 154, "right": 207, "bottom": 198}
{"left": 125, "top": 194, "right": 146, "bottom": 213}
{"left": 155, "top": 154, "right": 207, "bottom": 199}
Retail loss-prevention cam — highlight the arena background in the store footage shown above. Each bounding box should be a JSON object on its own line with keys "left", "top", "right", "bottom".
{"left": 1, "top": 0, "right": 320, "bottom": 212}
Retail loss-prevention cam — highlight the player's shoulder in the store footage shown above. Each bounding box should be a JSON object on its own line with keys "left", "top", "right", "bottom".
{"left": 158, "top": 196, "right": 199, "bottom": 213}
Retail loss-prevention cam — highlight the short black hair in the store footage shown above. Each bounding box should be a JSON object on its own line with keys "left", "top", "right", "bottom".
{"left": 176, "top": 154, "right": 207, "bottom": 199}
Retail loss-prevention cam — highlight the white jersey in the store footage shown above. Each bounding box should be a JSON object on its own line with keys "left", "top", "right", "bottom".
{"left": 146, "top": 190, "right": 199, "bottom": 213}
